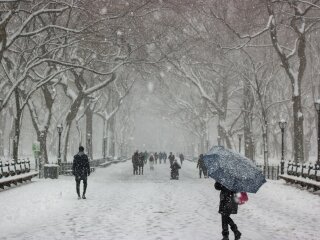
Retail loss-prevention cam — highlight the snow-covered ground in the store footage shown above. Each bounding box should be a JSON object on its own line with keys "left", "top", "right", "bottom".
{"left": 0, "top": 160, "right": 319, "bottom": 240}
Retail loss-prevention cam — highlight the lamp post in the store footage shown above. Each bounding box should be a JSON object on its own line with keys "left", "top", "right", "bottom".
{"left": 237, "top": 134, "right": 242, "bottom": 153}
{"left": 315, "top": 100, "right": 320, "bottom": 166}
{"left": 279, "top": 119, "right": 287, "bottom": 174}
{"left": 57, "top": 124, "right": 63, "bottom": 165}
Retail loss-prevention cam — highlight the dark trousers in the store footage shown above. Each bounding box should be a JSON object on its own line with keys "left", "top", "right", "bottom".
{"left": 133, "top": 165, "right": 138, "bottom": 175}
{"left": 76, "top": 177, "right": 87, "bottom": 197}
{"left": 221, "top": 214, "right": 237, "bottom": 236}
{"left": 139, "top": 166, "right": 144, "bottom": 175}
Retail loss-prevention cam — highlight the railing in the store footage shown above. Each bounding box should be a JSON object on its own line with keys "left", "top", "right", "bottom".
{"left": 256, "top": 164, "right": 280, "bottom": 180}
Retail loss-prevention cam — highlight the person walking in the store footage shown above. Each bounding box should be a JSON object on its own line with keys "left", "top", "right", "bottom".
{"left": 149, "top": 153, "right": 155, "bottom": 171}
{"left": 214, "top": 181, "right": 241, "bottom": 240}
{"left": 197, "top": 154, "right": 207, "bottom": 178}
{"left": 168, "top": 152, "right": 175, "bottom": 167}
{"left": 179, "top": 153, "right": 184, "bottom": 165}
{"left": 138, "top": 152, "right": 145, "bottom": 175}
{"left": 72, "top": 146, "right": 90, "bottom": 200}
{"left": 132, "top": 150, "right": 139, "bottom": 175}
{"left": 170, "top": 159, "right": 181, "bottom": 180}
{"left": 164, "top": 152, "right": 167, "bottom": 164}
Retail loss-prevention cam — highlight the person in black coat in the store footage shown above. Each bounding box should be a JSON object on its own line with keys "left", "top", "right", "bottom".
{"left": 72, "top": 146, "right": 90, "bottom": 199}
{"left": 214, "top": 182, "right": 241, "bottom": 240}
{"left": 170, "top": 159, "right": 181, "bottom": 179}
{"left": 132, "top": 151, "right": 139, "bottom": 175}
{"left": 197, "top": 154, "right": 207, "bottom": 178}
{"left": 168, "top": 152, "right": 175, "bottom": 167}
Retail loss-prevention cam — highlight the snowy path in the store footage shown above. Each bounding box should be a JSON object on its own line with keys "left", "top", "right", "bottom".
{"left": 0, "top": 160, "right": 319, "bottom": 240}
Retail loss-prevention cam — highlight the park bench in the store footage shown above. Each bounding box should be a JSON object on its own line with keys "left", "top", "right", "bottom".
{"left": 0, "top": 159, "right": 38, "bottom": 189}
{"left": 60, "top": 162, "right": 95, "bottom": 175}
{"left": 279, "top": 175, "right": 320, "bottom": 191}
{"left": 280, "top": 161, "right": 320, "bottom": 191}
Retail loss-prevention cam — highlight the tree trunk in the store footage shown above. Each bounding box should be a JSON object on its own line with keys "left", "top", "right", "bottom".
{"left": 243, "top": 80, "right": 254, "bottom": 160}
{"left": 38, "top": 131, "right": 49, "bottom": 164}
{"left": 292, "top": 95, "right": 304, "bottom": 163}
{"left": 85, "top": 98, "right": 93, "bottom": 160}
{"left": 63, "top": 94, "right": 84, "bottom": 162}
{"left": 12, "top": 89, "right": 22, "bottom": 162}
{"left": 109, "top": 115, "right": 116, "bottom": 157}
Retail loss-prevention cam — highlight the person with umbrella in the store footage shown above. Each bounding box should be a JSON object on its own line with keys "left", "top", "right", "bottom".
{"left": 215, "top": 181, "right": 241, "bottom": 240}
{"left": 204, "top": 146, "right": 266, "bottom": 240}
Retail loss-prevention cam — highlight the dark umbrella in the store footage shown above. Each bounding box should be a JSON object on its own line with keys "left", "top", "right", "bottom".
{"left": 204, "top": 146, "right": 266, "bottom": 193}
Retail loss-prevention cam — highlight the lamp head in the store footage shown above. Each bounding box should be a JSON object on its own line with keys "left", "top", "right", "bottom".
{"left": 57, "top": 124, "right": 63, "bottom": 133}
{"left": 315, "top": 99, "right": 320, "bottom": 111}
{"left": 279, "top": 119, "right": 287, "bottom": 130}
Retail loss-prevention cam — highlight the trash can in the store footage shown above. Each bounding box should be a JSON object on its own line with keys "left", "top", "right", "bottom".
{"left": 44, "top": 164, "right": 59, "bottom": 179}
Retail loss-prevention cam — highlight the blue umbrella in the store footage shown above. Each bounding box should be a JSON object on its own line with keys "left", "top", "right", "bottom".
{"left": 204, "top": 146, "right": 266, "bottom": 193}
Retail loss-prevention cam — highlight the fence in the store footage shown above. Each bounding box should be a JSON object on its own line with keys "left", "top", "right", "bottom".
{"left": 256, "top": 164, "right": 280, "bottom": 180}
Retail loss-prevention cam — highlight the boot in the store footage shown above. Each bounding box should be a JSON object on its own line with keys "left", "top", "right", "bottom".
{"left": 231, "top": 225, "right": 241, "bottom": 240}
{"left": 82, "top": 194, "right": 86, "bottom": 199}
{"left": 221, "top": 236, "right": 229, "bottom": 240}
{"left": 234, "top": 230, "right": 241, "bottom": 240}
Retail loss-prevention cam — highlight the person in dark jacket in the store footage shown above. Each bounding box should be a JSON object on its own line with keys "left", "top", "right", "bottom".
{"left": 72, "top": 146, "right": 90, "bottom": 199}
{"left": 170, "top": 159, "right": 181, "bottom": 180}
{"left": 168, "top": 152, "right": 175, "bottom": 167}
{"left": 179, "top": 153, "right": 184, "bottom": 165}
{"left": 132, "top": 151, "right": 139, "bottom": 175}
{"left": 197, "top": 154, "right": 207, "bottom": 178}
{"left": 138, "top": 152, "right": 145, "bottom": 175}
{"left": 214, "top": 182, "right": 241, "bottom": 240}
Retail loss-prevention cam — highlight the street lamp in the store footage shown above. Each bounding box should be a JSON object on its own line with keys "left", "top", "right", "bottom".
{"left": 279, "top": 120, "right": 287, "bottom": 174}
{"left": 315, "top": 100, "right": 320, "bottom": 166}
{"left": 237, "top": 134, "right": 243, "bottom": 153}
{"left": 57, "top": 124, "right": 63, "bottom": 165}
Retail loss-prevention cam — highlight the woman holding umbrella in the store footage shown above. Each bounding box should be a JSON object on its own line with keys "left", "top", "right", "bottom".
{"left": 204, "top": 146, "right": 266, "bottom": 240}
{"left": 214, "top": 182, "right": 241, "bottom": 240}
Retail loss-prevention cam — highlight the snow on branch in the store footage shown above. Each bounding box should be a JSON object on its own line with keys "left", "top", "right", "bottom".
{"left": 297, "top": 0, "right": 320, "bottom": 11}
{"left": 210, "top": 9, "right": 273, "bottom": 41}
{"left": 6, "top": 6, "right": 70, "bottom": 48}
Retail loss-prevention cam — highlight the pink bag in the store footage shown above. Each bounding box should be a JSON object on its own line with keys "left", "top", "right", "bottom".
{"left": 235, "top": 192, "right": 248, "bottom": 205}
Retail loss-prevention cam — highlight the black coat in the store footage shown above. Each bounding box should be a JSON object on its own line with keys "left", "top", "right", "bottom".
{"left": 72, "top": 152, "right": 90, "bottom": 179}
{"left": 197, "top": 157, "right": 206, "bottom": 169}
{"left": 214, "top": 182, "right": 238, "bottom": 215}
{"left": 171, "top": 161, "right": 181, "bottom": 171}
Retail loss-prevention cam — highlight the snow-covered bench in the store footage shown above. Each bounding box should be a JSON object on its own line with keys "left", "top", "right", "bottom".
{"left": 286, "top": 162, "right": 320, "bottom": 181}
{"left": 0, "top": 171, "right": 38, "bottom": 189}
{"left": 279, "top": 175, "right": 320, "bottom": 191}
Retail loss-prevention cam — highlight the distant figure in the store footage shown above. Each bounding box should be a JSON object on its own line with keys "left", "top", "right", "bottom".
{"left": 214, "top": 182, "right": 241, "bottom": 240}
{"left": 179, "top": 153, "right": 184, "bottom": 165}
{"left": 197, "top": 154, "right": 207, "bottom": 178}
{"left": 154, "top": 152, "right": 158, "bottom": 164}
{"left": 163, "top": 152, "right": 167, "bottom": 164}
{"left": 132, "top": 151, "right": 139, "bottom": 175}
{"left": 144, "top": 151, "right": 148, "bottom": 164}
{"left": 72, "top": 146, "right": 90, "bottom": 199}
{"left": 149, "top": 154, "right": 155, "bottom": 171}
{"left": 170, "top": 159, "right": 181, "bottom": 180}
{"left": 159, "top": 152, "right": 162, "bottom": 164}
{"left": 138, "top": 152, "right": 145, "bottom": 175}
{"left": 168, "top": 152, "right": 175, "bottom": 166}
